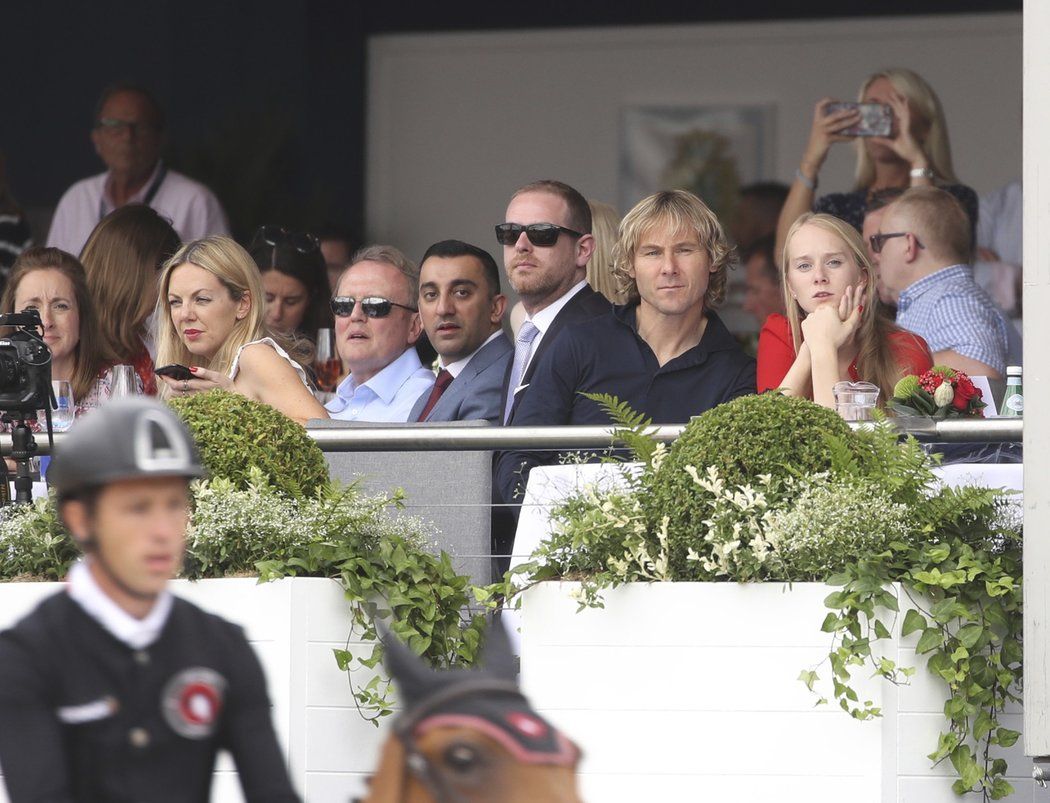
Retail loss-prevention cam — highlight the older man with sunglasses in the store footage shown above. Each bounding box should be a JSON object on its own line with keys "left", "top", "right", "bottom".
{"left": 324, "top": 245, "right": 435, "bottom": 421}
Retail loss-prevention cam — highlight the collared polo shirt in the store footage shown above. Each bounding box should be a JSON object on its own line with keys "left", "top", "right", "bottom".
{"left": 47, "top": 161, "right": 229, "bottom": 255}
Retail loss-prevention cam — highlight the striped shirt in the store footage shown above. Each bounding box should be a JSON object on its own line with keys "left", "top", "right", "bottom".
{"left": 896, "top": 264, "right": 1012, "bottom": 376}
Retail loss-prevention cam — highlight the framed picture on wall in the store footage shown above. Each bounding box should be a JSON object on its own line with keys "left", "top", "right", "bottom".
{"left": 619, "top": 104, "right": 776, "bottom": 224}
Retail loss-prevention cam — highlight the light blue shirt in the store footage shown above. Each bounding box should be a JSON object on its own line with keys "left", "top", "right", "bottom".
{"left": 326, "top": 348, "right": 435, "bottom": 422}
{"left": 897, "top": 264, "right": 1018, "bottom": 377}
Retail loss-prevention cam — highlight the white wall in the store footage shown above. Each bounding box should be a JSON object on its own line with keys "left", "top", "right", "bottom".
{"left": 366, "top": 13, "right": 1021, "bottom": 268}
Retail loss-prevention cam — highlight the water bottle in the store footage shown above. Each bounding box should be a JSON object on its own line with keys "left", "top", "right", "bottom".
{"left": 1000, "top": 366, "right": 1023, "bottom": 416}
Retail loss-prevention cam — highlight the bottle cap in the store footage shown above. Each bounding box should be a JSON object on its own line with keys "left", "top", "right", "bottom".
{"left": 1006, "top": 366, "right": 1022, "bottom": 377}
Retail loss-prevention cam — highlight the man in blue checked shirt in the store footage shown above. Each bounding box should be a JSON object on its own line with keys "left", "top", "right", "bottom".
{"left": 874, "top": 186, "right": 1021, "bottom": 379}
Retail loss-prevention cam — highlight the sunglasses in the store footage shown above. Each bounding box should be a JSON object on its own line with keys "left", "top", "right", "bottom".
{"left": 254, "top": 224, "right": 320, "bottom": 255}
{"left": 330, "top": 296, "right": 418, "bottom": 318}
{"left": 494, "top": 222, "right": 582, "bottom": 247}
{"left": 869, "top": 231, "right": 924, "bottom": 254}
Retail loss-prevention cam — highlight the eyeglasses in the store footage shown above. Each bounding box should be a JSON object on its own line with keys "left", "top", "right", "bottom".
{"left": 94, "top": 118, "right": 157, "bottom": 137}
{"left": 868, "top": 231, "right": 923, "bottom": 254}
{"left": 330, "top": 296, "right": 418, "bottom": 318}
{"left": 254, "top": 224, "right": 321, "bottom": 255}
{"left": 494, "top": 222, "right": 582, "bottom": 247}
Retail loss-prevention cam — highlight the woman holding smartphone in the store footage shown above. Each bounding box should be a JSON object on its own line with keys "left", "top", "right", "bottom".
{"left": 155, "top": 236, "right": 328, "bottom": 425}
{"left": 774, "top": 67, "right": 976, "bottom": 259}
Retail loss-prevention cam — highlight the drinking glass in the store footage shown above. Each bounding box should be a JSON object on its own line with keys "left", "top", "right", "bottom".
{"left": 108, "top": 364, "right": 139, "bottom": 400}
{"left": 833, "top": 381, "right": 881, "bottom": 422}
{"left": 38, "top": 380, "right": 75, "bottom": 431}
{"left": 313, "top": 328, "right": 341, "bottom": 393}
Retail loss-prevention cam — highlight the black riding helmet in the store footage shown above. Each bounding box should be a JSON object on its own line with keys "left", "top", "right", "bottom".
{"left": 48, "top": 398, "right": 205, "bottom": 500}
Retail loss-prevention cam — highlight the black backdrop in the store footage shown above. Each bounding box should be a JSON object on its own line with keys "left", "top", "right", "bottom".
{"left": 1, "top": 0, "right": 1019, "bottom": 245}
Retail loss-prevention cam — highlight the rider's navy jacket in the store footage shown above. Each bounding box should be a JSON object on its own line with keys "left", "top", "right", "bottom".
{"left": 0, "top": 591, "right": 301, "bottom": 802}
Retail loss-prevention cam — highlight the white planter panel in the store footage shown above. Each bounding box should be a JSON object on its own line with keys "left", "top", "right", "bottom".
{"left": 520, "top": 581, "right": 1035, "bottom": 803}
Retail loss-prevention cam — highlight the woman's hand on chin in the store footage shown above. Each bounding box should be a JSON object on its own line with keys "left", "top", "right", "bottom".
{"left": 801, "top": 285, "right": 862, "bottom": 350}
{"left": 159, "top": 366, "right": 234, "bottom": 397}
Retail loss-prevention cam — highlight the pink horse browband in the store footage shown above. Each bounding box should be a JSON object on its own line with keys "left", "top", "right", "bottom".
{"left": 415, "top": 713, "right": 580, "bottom": 767}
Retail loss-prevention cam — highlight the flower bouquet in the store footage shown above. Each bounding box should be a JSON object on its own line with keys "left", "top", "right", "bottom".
{"left": 890, "top": 366, "right": 986, "bottom": 418}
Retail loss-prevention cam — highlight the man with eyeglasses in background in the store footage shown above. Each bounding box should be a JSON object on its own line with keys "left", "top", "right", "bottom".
{"left": 324, "top": 245, "right": 435, "bottom": 421}
{"left": 47, "top": 82, "right": 228, "bottom": 255}
{"left": 875, "top": 186, "right": 1021, "bottom": 380}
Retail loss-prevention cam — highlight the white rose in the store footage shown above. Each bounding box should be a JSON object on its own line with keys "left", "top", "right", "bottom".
{"left": 933, "top": 382, "right": 955, "bottom": 407}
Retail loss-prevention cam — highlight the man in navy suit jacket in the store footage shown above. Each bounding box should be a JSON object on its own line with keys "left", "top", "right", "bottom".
{"left": 496, "top": 180, "right": 611, "bottom": 425}
{"left": 411, "top": 240, "right": 512, "bottom": 424}
{"left": 491, "top": 180, "right": 612, "bottom": 576}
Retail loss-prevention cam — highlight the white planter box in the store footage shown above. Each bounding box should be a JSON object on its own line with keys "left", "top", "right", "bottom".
{"left": 0, "top": 577, "right": 388, "bottom": 803}
{"left": 519, "top": 581, "right": 1033, "bottom": 803}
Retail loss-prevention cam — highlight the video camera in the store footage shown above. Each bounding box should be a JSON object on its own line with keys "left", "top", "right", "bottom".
{"left": 0, "top": 310, "right": 55, "bottom": 506}
{"left": 0, "top": 310, "right": 54, "bottom": 415}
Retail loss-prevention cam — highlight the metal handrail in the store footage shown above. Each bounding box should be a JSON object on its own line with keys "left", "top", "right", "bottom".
{"left": 0, "top": 418, "right": 1022, "bottom": 455}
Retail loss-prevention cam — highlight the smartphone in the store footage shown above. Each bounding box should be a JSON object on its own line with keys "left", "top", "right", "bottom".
{"left": 825, "top": 101, "right": 892, "bottom": 137}
{"left": 155, "top": 364, "right": 194, "bottom": 381}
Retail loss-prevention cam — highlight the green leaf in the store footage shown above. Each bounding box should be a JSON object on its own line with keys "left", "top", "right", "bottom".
{"left": 916, "top": 627, "right": 944, "bottom": 654}
{"left": 996, "top": 727, "right": 1020, "bottom": 747}
{"left": 798, "top": 670, "right": 819, "bottom": 691}
{"left": 902, "top": 609, "right": 926, "bottom": 637}
{"left": 957, "top": 623, "right": 984, "bottom": 650}
{"left": 873, "top": 620, "right": 891, "bottom": 640}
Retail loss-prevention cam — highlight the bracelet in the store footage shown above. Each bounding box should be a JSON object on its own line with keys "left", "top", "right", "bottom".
{"left": 795, "top": 168, "right": 817, "bottom": 191}
{"left": 909, "top": 167, "right": 935, "bottom": 180}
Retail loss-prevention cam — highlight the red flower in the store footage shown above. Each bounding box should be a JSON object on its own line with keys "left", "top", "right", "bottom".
{"left": 952, "top": 374, "right": 982, "bottom": 412}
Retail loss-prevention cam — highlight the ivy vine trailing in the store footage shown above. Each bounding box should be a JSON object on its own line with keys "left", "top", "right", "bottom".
{"left": 508, "top": 392, "right": 1022, "bottom": 799}
{"left": 810, "top": 484, "right": 1022, "bottom": 799}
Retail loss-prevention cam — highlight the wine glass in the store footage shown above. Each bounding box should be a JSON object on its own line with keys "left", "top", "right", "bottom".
{"left": 37, "top": 380, "right": 75, "bottom": 432}
{"left": 313, "top": 328, "right": 341, "bottom": 393}
{"left": 108, "top": 364, "right": 139, "bottom": 400}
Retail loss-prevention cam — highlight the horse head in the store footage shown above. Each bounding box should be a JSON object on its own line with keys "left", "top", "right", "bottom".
{"left": 361, "top": 618, "right": 583, "bottom": 803}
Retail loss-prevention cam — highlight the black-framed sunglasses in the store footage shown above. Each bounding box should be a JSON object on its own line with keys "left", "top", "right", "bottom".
{"left": 330, "top": 296, "right": 418, "bottom": 318}
{"left": 869, "top": 231, "right": 924, "bottom": 254}
{"left": 494, "top": 222, "right": 583, "bottom": 247}
{"left": 254, "top": 224, "right": 321, "bottom": 255}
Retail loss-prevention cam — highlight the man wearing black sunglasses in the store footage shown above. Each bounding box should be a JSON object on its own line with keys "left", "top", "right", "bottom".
{"left": 496, "top": 180, "right": 611, "bottom": 426}
{"left": 496, "top": 190, "right": 756, "bottom": 514}
{"left": 324, "top": 245, "right": 436, "bottom": 421}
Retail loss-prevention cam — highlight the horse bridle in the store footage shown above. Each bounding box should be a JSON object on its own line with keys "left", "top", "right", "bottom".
{"left": 392, "top": 677, "right": 525, "bottom": 803}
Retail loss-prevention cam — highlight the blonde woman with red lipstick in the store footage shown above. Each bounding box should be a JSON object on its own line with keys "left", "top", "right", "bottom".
{"left": 155, "top": 236, "right": 327, "bottom": 425}
{"left": 756, "top": 212, "right": 931, "bottom": 409}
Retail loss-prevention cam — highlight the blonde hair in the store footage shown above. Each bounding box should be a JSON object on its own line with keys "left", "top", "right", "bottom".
{"left": 612, "top": 190, "right": 733, "bottom": 308}
{"left": 585, "top": 200, "right": 626, "bottom": 304}
{"left": 887, "top": 185, "right": 972, "bottom": 264}
{"left": 80, "top": 205, "right": 180, "bottom": 364}
{"left": 1, "top": 248, "right": 106, "bottom": 403}
{"left": 345, "top": 244, "right": 419, "bottom": 302}
{"left": 155, "top": 236, "right": 279, "bottom": 398}
{"left": 854, "top": 67, "right": 958, "bottom": 190}
{"left": 781, "top": 213, "right": 924, "bottom": 403}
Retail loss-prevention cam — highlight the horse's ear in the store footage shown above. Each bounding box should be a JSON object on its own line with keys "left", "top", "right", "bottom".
{"left": 360, "top": 736, "right": 407, "bottom": 803}
{"left": 381, "top": 624, "right": 441, "bottom": 707}
{"left": 479, "top": 617, "right": 518, "bottom": 682}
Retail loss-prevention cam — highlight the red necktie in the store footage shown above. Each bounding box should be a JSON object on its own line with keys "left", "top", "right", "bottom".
{"left": 417, "top": 369, "right": 454, "bottom": 421}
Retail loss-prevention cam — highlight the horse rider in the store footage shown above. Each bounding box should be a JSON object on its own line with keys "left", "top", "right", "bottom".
{"left": 0, "top": 397, "right": 300, "bottom": 802}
